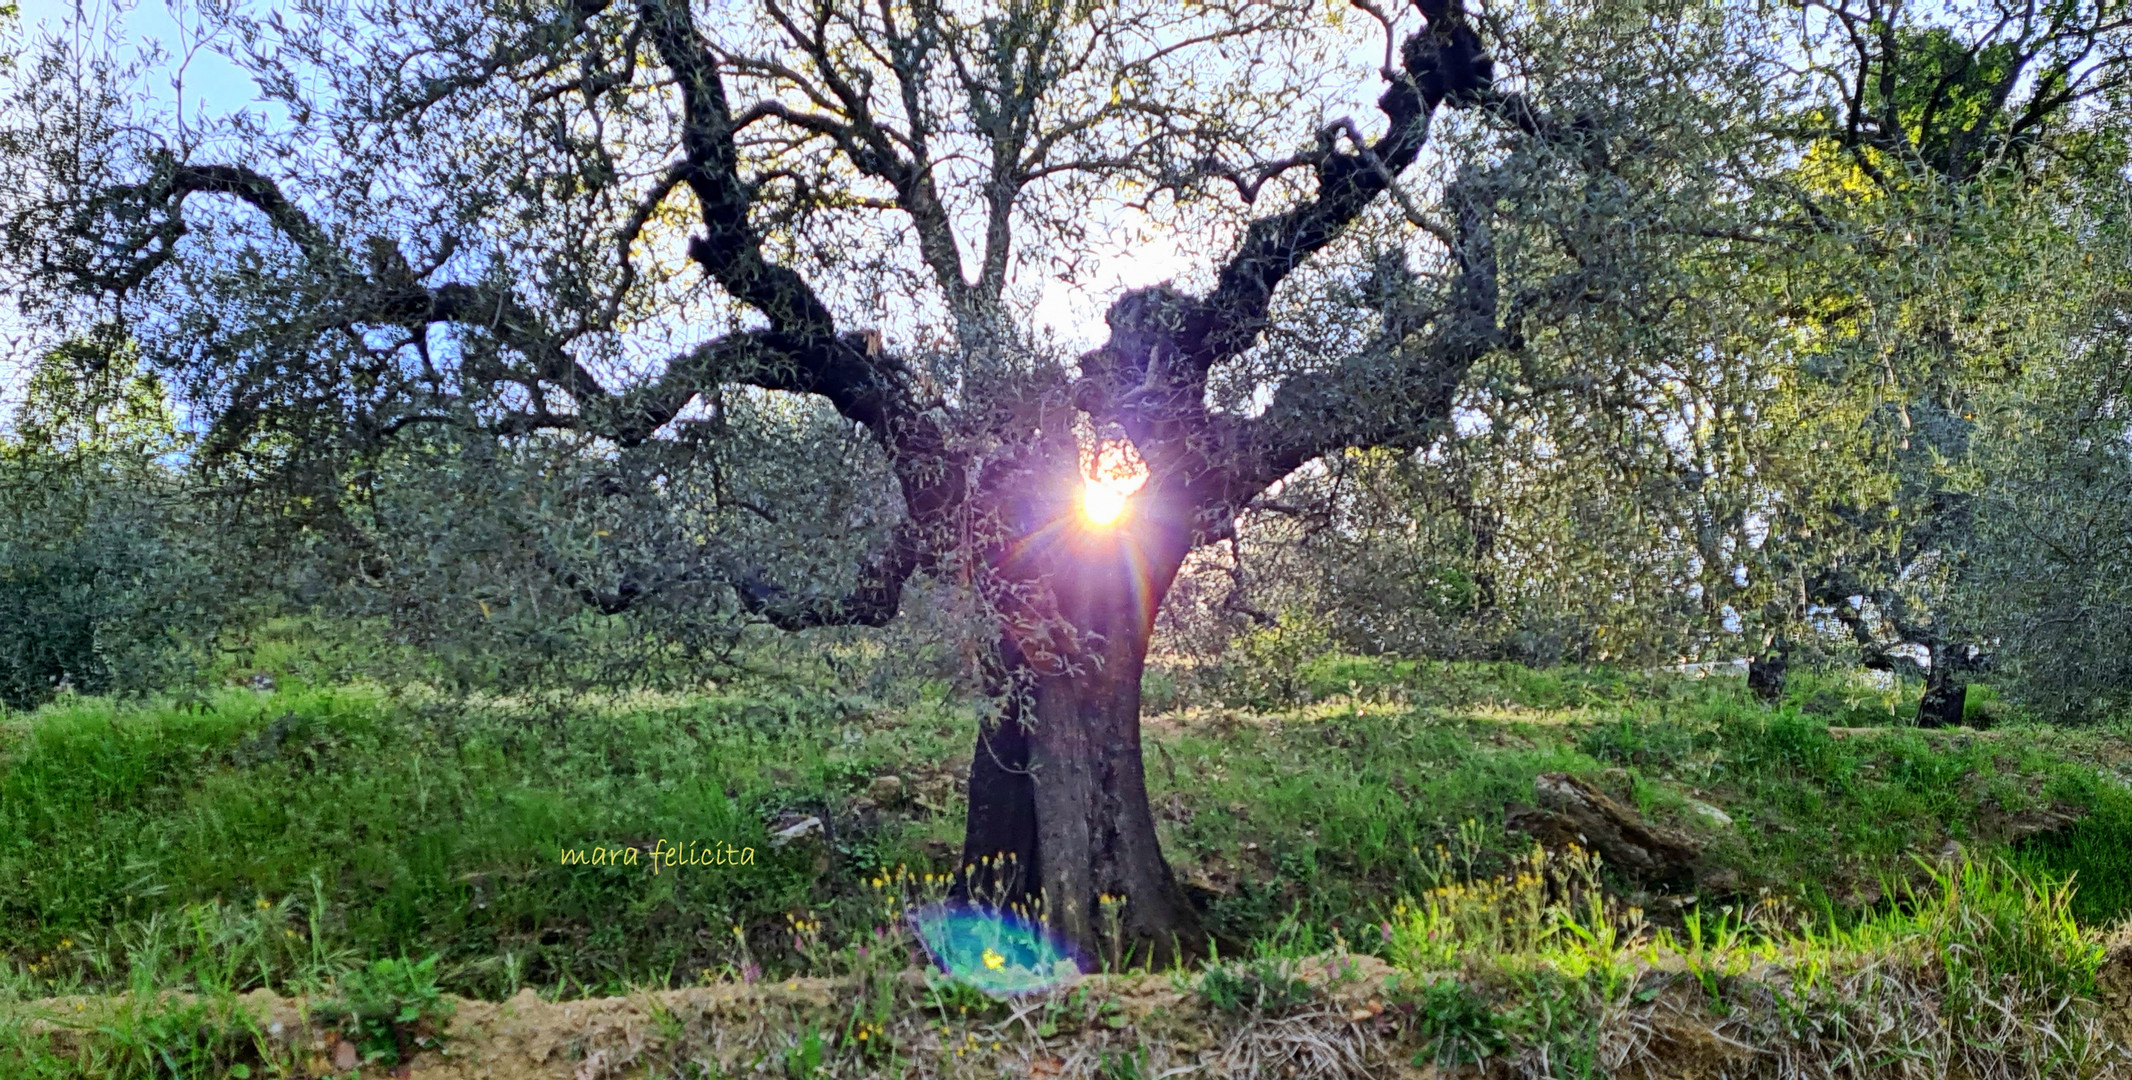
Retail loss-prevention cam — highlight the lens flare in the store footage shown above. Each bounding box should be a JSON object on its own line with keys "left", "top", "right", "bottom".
{"left": 1080, "top": 439, "right": 1149, "bottom": 528}
{"left": 1082, "top": 480, "right": 1130, "bottom": 526}
{"left": 906, "top": 902, "right": 1082, "bottom": 997}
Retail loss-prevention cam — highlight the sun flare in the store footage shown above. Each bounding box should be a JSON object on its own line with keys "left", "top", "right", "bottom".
{"left": 1079, "top": 440, "right": 1149, "bottom": 528}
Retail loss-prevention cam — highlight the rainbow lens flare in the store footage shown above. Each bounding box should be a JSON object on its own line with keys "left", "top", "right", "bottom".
{"left": 906, "top": 902, "right": 1082, "bottom": 996}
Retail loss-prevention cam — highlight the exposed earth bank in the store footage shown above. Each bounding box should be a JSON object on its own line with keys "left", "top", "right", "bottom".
{"left": 17, "top": 939, "right": 2132, "bottom": 1079}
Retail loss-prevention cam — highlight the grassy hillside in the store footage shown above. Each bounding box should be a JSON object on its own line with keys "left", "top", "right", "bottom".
{"left": 3, "top": 658, "right": 2128, "bottom": 1004}
{"left": 4, "top": 657, "right": 2132, "bottom": 1077}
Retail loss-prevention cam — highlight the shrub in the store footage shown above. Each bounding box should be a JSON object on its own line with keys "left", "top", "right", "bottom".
{"left": 312, "top": 955, "right": 452, "bottom": 1068}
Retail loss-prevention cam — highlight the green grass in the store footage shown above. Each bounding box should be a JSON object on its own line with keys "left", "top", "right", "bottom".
{"left": 2, "top": 657, "right": 2129, "bottom": 1008}
{"left": 1378, "top": 845, "right": 2120, "bottom": 1079}
{"left": 1149, "top": 659, "right": 2132, "bottom": 938}
{"left": 1, "top": 681, "right": 975, "bottom": 999}
{"left": 0, "top": 994, "right": 289, "bottom": 1080}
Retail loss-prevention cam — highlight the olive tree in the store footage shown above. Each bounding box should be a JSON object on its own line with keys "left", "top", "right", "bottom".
{"left": 3, "top": 0, "right": 1768, "bottom": 959}
{"left": 1746, "top": 0, "right": 2132, "bottom": 722}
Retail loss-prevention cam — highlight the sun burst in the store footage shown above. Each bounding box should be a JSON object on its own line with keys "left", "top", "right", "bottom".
{"left": 1079, "top": 439, "right": 1149, "bottom": 528}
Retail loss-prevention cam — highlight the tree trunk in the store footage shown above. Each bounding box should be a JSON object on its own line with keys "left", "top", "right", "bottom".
{"left": 1747, "top": 641, "right": 1787, "bottom": 703}
{"left": 1914, "top": 643, "right": 1968, "bottom": 728}
{"left": 955, "top": 496, "right": 1205, "bottom": 970}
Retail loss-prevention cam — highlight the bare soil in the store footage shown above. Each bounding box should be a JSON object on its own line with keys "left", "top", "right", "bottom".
{"left": 17, "top": 940, "right": 2132, "bottom": 1079}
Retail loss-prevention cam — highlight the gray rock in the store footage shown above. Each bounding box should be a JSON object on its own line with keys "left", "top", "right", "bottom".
{"left": 770, "top": 816, "right": 824, "bottom": 848}
{"left": 1684, "top": 798, "right": 1734, "bottom": 828}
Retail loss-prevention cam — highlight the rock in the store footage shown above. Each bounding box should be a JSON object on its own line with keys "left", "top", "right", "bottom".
{"left": 332, "top": 1038, "right": 358, "bottom": 1071}
{"left": 1509, "top": 773, "right": 1702, "bottom": 888}
{"left": 1695, "top": 864, "right": 1742, "bottom": 894}
{"left": 866, "top": 774, "right": 906, "bottom": 807}
{"left": 1975, "top": 799, "right": 2086, "bottom": 845}
{"left": 769, "top": 816, "right": 824, "bottom": 848}
{"left": 1683, "top": 798, "right": 1734, "bottom": 828}
{"left": 1504, "top": 805, "right": 1587, "bottom": 852}
{"left": 1183, "top": 868, "right": 1235, "bottom": 903}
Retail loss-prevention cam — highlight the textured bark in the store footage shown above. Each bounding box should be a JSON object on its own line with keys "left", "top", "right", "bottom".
{"left": 956, "top": 480, "right": 1204, "bottom": 969}
{"left": 958, "top": 683, "right": 1037, "bottom": 901}
{"left": 1914, "top": 667, "right": 1968, "bottom": 728}
{"left": 1912, "top": 639, "right": 1977, "bottom": 729}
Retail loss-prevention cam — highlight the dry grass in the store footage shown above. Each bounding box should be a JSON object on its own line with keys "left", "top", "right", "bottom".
{"left": 9, "top": 914, "right": 2129, "bottom": 1079}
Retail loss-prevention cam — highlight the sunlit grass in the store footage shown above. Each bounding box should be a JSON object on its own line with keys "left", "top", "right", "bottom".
{"left": 3, "top": 656, "right": 2129, "bottom": 1012}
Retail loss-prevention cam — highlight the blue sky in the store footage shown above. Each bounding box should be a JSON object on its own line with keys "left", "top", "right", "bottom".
{"left": 16, "top": 0, "right": 264, "bottom": 117}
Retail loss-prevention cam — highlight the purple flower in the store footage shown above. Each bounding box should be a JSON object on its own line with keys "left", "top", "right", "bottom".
{"left": 741, "top": 961, "right": 761, "bottom": 984}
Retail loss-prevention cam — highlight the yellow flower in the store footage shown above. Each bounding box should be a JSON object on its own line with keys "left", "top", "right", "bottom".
{"left": 981, "top": 948, "right": 1005, "bottom": 971}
